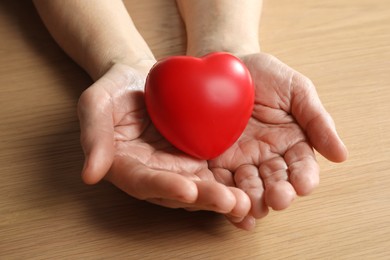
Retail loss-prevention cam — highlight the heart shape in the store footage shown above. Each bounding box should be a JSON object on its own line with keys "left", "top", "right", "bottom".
{"left": 144, "top": 52, "right": 254, "bottom": 159}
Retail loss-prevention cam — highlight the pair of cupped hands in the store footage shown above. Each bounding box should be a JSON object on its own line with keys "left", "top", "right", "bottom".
{"left": 78, "top": 52, "right": 347, "bottom": 231}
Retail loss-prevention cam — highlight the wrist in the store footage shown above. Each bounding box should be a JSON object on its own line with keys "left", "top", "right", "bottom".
{"left": 177, "top": 0, "right": 262, "bottom": 57}
{"left": 86, "top": 46, "right": 156, "bottom": 81}
{"left": 187, "top": 35, "right": 260, "bottom": 57}
{"left": 109, "top": 55, "right": 156, "bottom": 77}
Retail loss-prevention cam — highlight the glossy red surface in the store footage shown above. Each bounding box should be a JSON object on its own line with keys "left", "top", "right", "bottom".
{"left": 145, "top": 52, "right": 254, "bottom": 159}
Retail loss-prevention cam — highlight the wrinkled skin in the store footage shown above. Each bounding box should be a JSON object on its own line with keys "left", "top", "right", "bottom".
{"left": 78, "top": 53, "right": 347, "bottom": 230}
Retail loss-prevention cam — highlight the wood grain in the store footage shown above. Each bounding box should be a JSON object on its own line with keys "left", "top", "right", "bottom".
{"left": 1, "top": 0, "right": 389, "bottom": 259}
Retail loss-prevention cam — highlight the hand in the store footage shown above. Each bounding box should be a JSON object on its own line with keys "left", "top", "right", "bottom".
{"left": 209, "top": 53, "right": 348, "bottom": 230}
{"left": 78, "top": 63, "right": 251, "bottom": 222}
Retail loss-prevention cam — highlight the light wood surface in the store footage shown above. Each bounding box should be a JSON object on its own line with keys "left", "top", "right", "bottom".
{"left": 1, "top": 0, "right": 389, "bottom": 259}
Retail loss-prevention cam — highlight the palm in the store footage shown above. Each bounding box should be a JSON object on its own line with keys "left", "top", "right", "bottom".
{"left": 114, "top": 110, "right": 206, "bottom": 179}
{"left": 109, "top": 81, "right": 211, "bottom": 199}
{"left": 210, "top": 53, "right": 347, "bottom": 218}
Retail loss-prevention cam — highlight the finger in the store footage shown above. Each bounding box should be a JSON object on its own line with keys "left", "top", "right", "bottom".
{"left": 234, "top": 164, "right": 269, "bottom": 219}
{"left": 284, "top": 142, "right": 320, "bottom": 196}
{"left": 226, "top": 215, "right": 256, "bottom": 231}
{"left": 259, "top": 157, "right": 296, "bottom": 210}
{"left": 108, "top": 157, "right": 198, "bottom": 203}
{"left": 211, "top": 167, "right": 235, "bottom": 186}
{"left": 148, "top": 180, "right": 238, "bottom": 214}
{"left": 290, "top": 74, "right": 348, "bottom": 162}
{"left": 78, "top": 85, "right": 115, "bottom": 184}
{"left": 225, "top": 187, "right": 251, "bottom": 218}
{"left": 147, "top": 198, "right": 197, "bottom": 209}
{"left": 211, "top": 168, "right": 255, "bottom": 220}
{"left": 191, "top": 180, "right": 236, "bottom": 214}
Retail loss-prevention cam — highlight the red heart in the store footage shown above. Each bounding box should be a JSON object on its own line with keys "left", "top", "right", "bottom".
{"left": 144, "top": 52, "right": 254, "bottom": 159}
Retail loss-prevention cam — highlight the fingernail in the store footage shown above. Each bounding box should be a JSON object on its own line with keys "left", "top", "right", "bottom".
{"left": 245, "top": 216, "right": 256, "bottom": 230}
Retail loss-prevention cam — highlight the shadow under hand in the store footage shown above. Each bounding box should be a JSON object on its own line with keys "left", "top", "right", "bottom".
{"left": 82, "top": 182, "right": 225, "bottom": 238}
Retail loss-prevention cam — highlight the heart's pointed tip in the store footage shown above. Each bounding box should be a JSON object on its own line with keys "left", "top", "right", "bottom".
{"left": 184, "top": 146, "right": 229, "bottom": 161}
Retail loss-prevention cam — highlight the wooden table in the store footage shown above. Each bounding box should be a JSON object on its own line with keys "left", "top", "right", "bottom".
{"left": 1, "top": 0, "right": 389, "bottom": 259}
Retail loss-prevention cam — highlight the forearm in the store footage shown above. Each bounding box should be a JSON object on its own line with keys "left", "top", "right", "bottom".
{"left": 176, "top": 0, "right": 262, "bottom": 57}
{"left": 33, "top": 0, "right": 155, "bottom": 80}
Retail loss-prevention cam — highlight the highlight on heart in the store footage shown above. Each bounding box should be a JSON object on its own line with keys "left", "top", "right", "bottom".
{"left": 145, "top": 52, "right": 255, "bottom": 159}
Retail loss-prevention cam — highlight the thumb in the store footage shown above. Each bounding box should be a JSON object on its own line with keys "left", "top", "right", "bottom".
{"left": 78, "top": 85, "right": 115, "bottom": 184}
{"left": 291, "top": 75, "right": 348, "bottom": 162}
